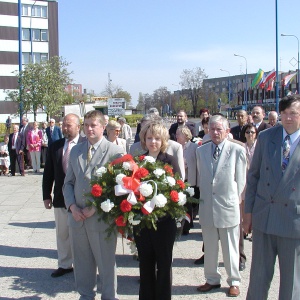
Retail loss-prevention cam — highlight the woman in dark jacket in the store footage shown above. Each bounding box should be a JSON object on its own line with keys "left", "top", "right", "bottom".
{"left": 135, "top": 121, "right": 180, "bottom": 300}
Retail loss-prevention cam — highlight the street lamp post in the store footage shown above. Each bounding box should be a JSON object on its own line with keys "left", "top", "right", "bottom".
{"left": 234, "top": 54, "right": 248, "bottom": 111}
{"left": 220, "top": 69, "right": 231, "bottom": 106}
{"left": 281, "top": 33, "right": 300, "bottom": 94}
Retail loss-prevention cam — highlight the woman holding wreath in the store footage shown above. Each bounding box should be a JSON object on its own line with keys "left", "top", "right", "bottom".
{"left": 135, "top": 121, "right": 181, "bottom": 300}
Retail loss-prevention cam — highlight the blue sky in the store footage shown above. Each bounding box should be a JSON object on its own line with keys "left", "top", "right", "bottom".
{"left": 58, "top": 0, "right": 300, "bottom": 105}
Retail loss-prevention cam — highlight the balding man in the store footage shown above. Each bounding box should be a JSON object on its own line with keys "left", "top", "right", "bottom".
{"left": 268, "top": 111, "right": 279, "bottom": 126}
{"left": 43, "top": 114, "right": 85, "bottom": 278}
{"left": 251, "top": 106, "right": 272, "bottom": 133}
{"left": 230, "top": 110, "right": 248, "bottom": 142}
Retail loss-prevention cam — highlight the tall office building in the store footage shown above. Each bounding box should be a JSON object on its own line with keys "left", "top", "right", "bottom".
{"left": 0, "top": 0, "right": 58, "bottom": 116}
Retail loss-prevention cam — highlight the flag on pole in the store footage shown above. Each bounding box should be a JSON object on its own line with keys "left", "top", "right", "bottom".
{"left": 267, "top": 79, "right": 274, "bottom": 91}
{"left": 259, "top": 69, "right": 276, "bottom": 88}
{"left": 251, "top": 69, "right": 264, "bottom": 88}
{"left": 283, "top": 72, "right": 297, "bottom": 87}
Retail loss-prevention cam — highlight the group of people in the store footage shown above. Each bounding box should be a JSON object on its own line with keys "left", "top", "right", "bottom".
{"left": 1, "top": 117, "right": 64, "bottom": 176}
{"left": 38, "top": 94, "right": 300, "bottom": 300}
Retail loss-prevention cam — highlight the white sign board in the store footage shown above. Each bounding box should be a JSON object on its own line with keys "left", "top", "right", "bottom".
{"left": 108, "top": 98, "right": 125, "bottom": 116}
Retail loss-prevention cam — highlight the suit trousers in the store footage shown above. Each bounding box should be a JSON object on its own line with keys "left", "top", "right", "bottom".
{"left": 30, "top": 151, "right": 40, "bottom": 172}
{"left": 202, "top": 224, "right": 241, "bottom": 286}
{"left": 54, "top": 208, "right": 72, "bottom": 269}
{"left": 9, "top": 149, "right": 24, "bottom": 175}
{"left": 134, "top": 217, "right": 177, "bottom": 300}
{"left": 69, "top": 221, "right": 118, "bottom": 300}
{"left": 247, "top": 229, "right": 300, "bottom": 300}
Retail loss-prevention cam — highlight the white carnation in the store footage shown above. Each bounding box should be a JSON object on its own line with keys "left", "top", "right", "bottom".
{"left": 153, "top": 194, "right": 167, "bottom": 208}
{"left": 116, "top": 174, "right": 126, "bottom": 185}
{"left": 143, "top": 156, "right": 156, "bottom": 163}
{"left": 139, "top": 183, "right": 153, "bottom": 197}
{"left": 95, "top": 166, "right": 107, "bottom": 177}
{"left": 186, "top": 187, "right": 195, "bottom": 197}
{"left": 178, "top": 192, "right": 187, "bottom": 206}
{"left": 123, "top": 162, "right": 133, "bottom": 171}
{"left": 166, "top": 176, "right": 176, "bottom": 187}
{"left": 128, "top": 213, "right": 141, "bottom": 225}
{"left": 100, "top": 199, "right": 115, "bottom": 212}
{"left": 153, "top": 168, "right": 165, "bottom": 178}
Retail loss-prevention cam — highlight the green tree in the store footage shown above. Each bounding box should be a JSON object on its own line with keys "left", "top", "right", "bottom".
{"left": 101, "top": 84, "right": 132, "bottom": 106}
{"left": 6, "top": 56, "right": 72, "bottom": 120}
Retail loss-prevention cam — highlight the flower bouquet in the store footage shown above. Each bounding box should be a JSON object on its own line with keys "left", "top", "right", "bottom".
{"left": 87, "top": 154, "right": 195, "bottom": 238}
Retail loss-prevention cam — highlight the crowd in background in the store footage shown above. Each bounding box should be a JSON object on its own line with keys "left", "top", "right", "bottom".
{"left": 2, "top": 96, "right": 299, "bottom": 300}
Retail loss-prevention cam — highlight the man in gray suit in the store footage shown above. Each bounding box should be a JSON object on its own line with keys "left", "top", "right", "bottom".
{"left": 63, "top": 110, "right": 124, "bottom": 300}
{"left": 244, "top": 94, "right": 300, "bottom": 300}
{"left": 196, "top": 115, "right": 247, "bottom": 297}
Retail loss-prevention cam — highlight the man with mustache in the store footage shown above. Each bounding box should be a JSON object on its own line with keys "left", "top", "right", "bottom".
{"left": 251, "top": 106, "right": 271, "bottom": 133}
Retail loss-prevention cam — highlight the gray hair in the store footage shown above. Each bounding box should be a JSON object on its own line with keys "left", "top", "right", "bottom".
{"left": 148, "top": 107, "right": 159, "bottom": 115}
{"left": 209, "top": 115, "right": 229, "bottom": 130}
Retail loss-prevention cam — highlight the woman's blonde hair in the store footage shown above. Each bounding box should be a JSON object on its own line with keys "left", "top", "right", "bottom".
{"left": 139, "top": 121, "right": 169, "bottom": 153}
{"left": 176, "top": 126, "right": 192, "bottom": 141}
{"left": 106, "top": 120, "right": 121, "bottom": 131}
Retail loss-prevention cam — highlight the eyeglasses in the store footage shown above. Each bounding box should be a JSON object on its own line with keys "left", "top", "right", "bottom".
{"left": 115, "top": 129, "right": 120, "bottom": 132}
{"left": 246, "top": 131, "right": 256, "bottom": 134}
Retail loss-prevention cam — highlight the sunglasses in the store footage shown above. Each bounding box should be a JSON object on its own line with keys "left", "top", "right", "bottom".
{"left": 246, "top": 131, "right": 256, "bottom": 134}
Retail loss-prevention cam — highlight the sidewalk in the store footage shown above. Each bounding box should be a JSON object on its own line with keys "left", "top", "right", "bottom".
{"left": 0, "top": 171, "right": 280, "bottom": 300}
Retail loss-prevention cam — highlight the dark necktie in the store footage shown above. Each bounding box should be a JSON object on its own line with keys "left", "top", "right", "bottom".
{"left": 282, "top": 135, "right": 291, "bottom": 171}
{"left": 213, "top": 146, "right": 220, "bottom": 161}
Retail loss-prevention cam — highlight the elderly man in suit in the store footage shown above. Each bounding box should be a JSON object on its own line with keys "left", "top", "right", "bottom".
{"left": 251, "top": 106, "right": 271, "bottom": 133}
{"left": 130, "top": 115, "right": 185, "bottom": 179}
{"left": 169, "top": 110, "right": 195, "bottom": 141}
{"left": 8, "top": 125, "right": 25, "bottom": 176}
{"left": 230, "top": 109, "right": 248, "bottom": 142}
{"left": 46, "top": 118, "right": 63, "bottom": 146}
{"left": 43, "top": 113, "right": 85, "bottom": 278}
{"left": 63, "top": 110, "right": 124, "bottom": 300}
{"left": 268, "top": 110, "right": 279, "bottom": 126}
{"left": 244, "top": 94, "right": 300, "bottom": 300}
{"left": 196, "top": 115, "right": 247, "bottom": 297}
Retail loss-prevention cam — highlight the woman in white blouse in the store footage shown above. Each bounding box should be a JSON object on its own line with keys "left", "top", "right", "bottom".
{"left": 0, "top": 135, "right": 10, "bottom": 175}
{"left": 106, "top": 120, "right": 127, "bottom": 153}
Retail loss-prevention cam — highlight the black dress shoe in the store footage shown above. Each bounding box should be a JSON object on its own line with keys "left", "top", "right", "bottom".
{"left": 239, "top": 262, "right": 246, "bottom": 271}
{"left": 194, "top": 255, "right": 204, "bottom": 265}
{"left": 51, "top": 267, "right": 73, "bottom": 278}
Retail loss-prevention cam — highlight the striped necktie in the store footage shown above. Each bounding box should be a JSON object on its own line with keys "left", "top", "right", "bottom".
{"left": 87, "top": 145, "right": 93, "bottom": 164}
{"left": 282, "top": 135, "right": 291, "bottom": 171}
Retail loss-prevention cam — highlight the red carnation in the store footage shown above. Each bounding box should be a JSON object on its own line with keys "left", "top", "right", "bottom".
{"left": 91, "top": 184, "right": 103, "bottom": 197}
{"left": 134, "top": 168, "right": 149, "bottom": 179}
{"left": 170, "top": 190, "right": 179, "bottom": 202}
{"left": 115, "top": 215, "right": 126, "bottom": 227}
{"left": 139, "top": 155, "right": 146, "bottom": 161}
{"left": 141, "top": 207, "right": 150, "bottom": 215}
{"left": 120, "top": 200, "right": 132, "bottom": 212}
{"left": 176, "top": 180, "right": 185, "bottom": 189}
{"left": 164, "top": 165, "right": 173, "bottom": 175}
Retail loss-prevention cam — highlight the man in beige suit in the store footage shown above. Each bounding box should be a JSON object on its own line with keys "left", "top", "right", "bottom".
{"left": 196, "top": 115, "right": 247, "bottom": 297}
{"left": 63, "top": 110, "right": 124, "bottom": 300}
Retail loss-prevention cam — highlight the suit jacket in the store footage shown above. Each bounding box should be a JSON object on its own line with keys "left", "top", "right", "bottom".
{"left": 19, "top": 124, "right": 32, "bottom": 150}
{"left": 46, "top": 125, "right": 62, "bottom": 146}
{"left": 230, "top": 125, "right": 246, "bottom": 142}
{"left": 256, "top": 121, "right": 272, "bottom": 133}
{"left": 183, "top": 141, "right": 199, "bottom": 186}
{"left": 42, "top": 136, "right": 86, "bottom": 208}
{"left": 245, "top": 125, "right": 300, "bottom": 239}
{"left": 27, "top": 130, "right": 43, "bottom": 152}
{"left": 169, "top": 121, "right": 195, "bottom": 141}
{"left": 63, "top": 138, "right": 124, "bottom": 229}
{"left": 196, "top": 139, "right": 247, "bottom": 228}
{"left": 8, "top": 132, "right": 23, "bottom": 153}
{"left": 129, "top": 140, "right": 185, "bottom": 179}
